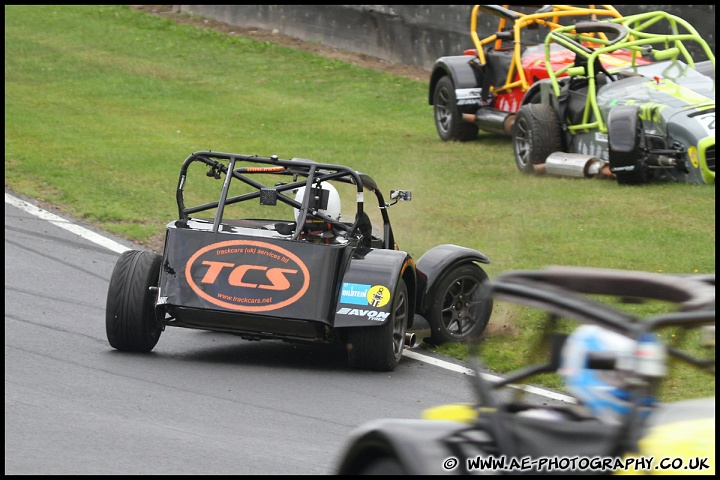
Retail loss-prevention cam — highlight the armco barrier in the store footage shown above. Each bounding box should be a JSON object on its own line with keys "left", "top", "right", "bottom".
{"left": 177, "top": 5, "right": 715, "bottom": 72}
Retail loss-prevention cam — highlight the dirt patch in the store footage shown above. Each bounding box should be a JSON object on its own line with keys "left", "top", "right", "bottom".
{"left": 130, "top": 5, "right": 431, "bottom": 82}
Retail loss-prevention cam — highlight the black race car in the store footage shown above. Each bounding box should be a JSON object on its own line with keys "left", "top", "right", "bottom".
{"left": 105, "top": 151, "right": 493, "bottom": 371}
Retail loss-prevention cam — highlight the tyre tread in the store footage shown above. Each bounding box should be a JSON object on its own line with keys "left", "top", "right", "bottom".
{"left": 106, "top": 250, "right": 162, "bottom": 352}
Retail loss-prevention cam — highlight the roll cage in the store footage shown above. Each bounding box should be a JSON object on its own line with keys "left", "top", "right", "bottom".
{"left": 469, "top": 4, "right": 623, "bottom": 97}
{"left": 174, "top": 151, "right": 410, "bottom": 248}
{"left": 544, "top": 10, "right": 716, "bottom": 134}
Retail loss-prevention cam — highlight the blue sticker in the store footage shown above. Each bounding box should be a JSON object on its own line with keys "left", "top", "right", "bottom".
{"left": 340, "top": 283, "right": 371, "bottom": 305}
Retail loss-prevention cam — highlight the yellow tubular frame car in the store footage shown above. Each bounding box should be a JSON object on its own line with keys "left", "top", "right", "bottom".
{"left": 429, "top": 5, "right": 623, "bottom": 141}
{"left": 470, "top": 5, "right": 623, "bottom": 96}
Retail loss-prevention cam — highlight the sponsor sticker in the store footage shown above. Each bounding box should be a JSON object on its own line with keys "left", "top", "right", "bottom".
{"left": 337, "top": 282, "right": 392, "bottom": 320}
{"left": 367, "top": 285, "right": 391, "bottom": 308}
{"left": 335, "top": 308, "right": 390, "bottom": 322}
{"left": 688, "top": 146, "right": 699, "bottom": 168}
{"left": 185, "top": 240, "right": 310, "bottom": 312}
{"left": 340, "top": 283, "right": 371, "bottom": 305}
{"left": 340, "top": 282, "right": 391, "bottom": 307}
{"left": 455, "top": 88, "right": 482, "bottom": 106}
{"left": 455, "top": 88, "right": 482, "bottom": 100}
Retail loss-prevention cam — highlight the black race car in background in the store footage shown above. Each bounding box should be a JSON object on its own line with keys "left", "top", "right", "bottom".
{"left": 105, "top": 151, "right": 493, "bottom": 371}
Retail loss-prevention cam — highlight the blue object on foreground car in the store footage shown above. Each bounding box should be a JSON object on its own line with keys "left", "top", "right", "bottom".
{"left": 512, "top": 11, "right": 715, "bottom": 185}
{"left": 334, "top": 266, "right": 715, "bottom": 474}
{"left": 105, "top": 151, "right": 493, "bottom": 371}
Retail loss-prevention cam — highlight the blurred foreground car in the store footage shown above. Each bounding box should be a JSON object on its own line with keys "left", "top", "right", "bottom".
{"left": 512, "top": 11, "right": 715, "bottom": 185}
{"left": 105, "top": 151, "right": 493, "bottom": 372}
{"left": 429, "top": 4, "right": 625, "bottom": 141}
{"left": 335, "top": 266, "right": 715, "bottom": 473}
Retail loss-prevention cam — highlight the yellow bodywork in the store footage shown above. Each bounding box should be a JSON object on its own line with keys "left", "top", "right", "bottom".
{"left": 618, "top": 418, "right": 715, "bottom": 475}
{"left": 422, "top": 403, "right": 478, "bottom": 423}
{"left": 421, "top": 402, "right": 715, "bottom": 475}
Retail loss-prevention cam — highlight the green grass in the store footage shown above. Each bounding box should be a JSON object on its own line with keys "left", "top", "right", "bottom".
{"left": 5, "top": 5, "right": 715, "bottom": 402}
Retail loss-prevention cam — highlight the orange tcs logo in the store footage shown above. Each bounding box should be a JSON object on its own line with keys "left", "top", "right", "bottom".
{"left": 185, "top": 240, "right": 310, "bottom": 312}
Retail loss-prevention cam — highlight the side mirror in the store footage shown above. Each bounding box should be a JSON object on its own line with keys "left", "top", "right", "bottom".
{"left": 390, "top": 190, "right": 412, "bottom": 202}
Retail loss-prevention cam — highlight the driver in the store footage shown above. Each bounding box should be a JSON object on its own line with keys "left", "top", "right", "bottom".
{"left": 559, "top": 324, "right": 660, "bottom": 425}
{"left": 294, "top": 182, "right": 342, "bottom": 243}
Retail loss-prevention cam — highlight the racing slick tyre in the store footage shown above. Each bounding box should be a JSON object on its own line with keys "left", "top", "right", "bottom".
{"left": 426, "top": 264, "right": 492, "bottom": 345}
{"left": 512, "top": 103, "right": 562, "bottom": 174}
{"left": 106, "top": 250, "right": 163, "bottom": 352}
{"left": 433, "top": 76, "right": 479, "bottom": 142}
{"left": 348, "top": 279, "right": 409, "bottom": 372}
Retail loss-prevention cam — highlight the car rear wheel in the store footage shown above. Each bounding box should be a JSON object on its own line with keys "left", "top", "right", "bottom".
{"left": 348, "top": 279, "right": 409, "bottom": 372}
{"left": 433, "top": 76, "right": 479, "bottom": 142}
{"left": 106, "top": 250, "right": 163, "bottom": 352}
{"left": 513, "top": 103, "right": 562, "bottom": 173}
{"left": 427, "top": 264, "right": 492, "bottom": 345}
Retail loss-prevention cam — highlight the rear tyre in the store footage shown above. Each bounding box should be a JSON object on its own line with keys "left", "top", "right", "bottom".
{"left": 106, "top": 250, "right": 163, "bottom": 352}
{"left": 427, "top": 264, "right": 492, "bottom": 345}
{"left": 512, "top": 103, "right": 562, "bottom": 174}
{"left": 348, "top": 279, "right": 409, "bottom": 372}
{"left": 433, "top": 76, "right": 479, "bottom": 142}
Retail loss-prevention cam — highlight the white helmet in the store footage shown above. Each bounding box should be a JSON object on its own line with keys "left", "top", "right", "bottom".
{"left": 294, "top": 182, "right": 341, "bottom": 223}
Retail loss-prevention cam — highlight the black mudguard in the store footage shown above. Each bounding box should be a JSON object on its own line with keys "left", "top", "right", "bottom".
{"left": 333, "top": 248, "right": 416, "bottom": 328}
{"left": 428, "top": 55, "right": 484, "bottom": 105}
{"left": 415, "top": 244, "right": 491, "bottom": 314}
{"left": 608, "top": 105, "right": 641, "bottom": 160}
{"left": 608, "top": 105, "right": 653, "bottom": 184}
{"left": 337, "top": 413, "right": 628, "bottom": 475}
{"left": 335, "top": 418, "right": 495, "bottom": 475}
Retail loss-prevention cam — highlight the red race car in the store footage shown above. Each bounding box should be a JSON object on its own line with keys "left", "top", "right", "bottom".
{"left": 429, "top": 5, "right": 631, "bottom": 141}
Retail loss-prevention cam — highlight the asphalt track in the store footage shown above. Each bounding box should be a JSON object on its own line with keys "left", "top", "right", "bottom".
{"left": 4, "top": 189, "right": 572, "bottom": 475}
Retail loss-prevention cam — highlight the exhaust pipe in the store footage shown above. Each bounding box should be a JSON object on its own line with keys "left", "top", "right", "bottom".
{"left": 542, "top": 152, "right": 611, "bottom": 178}
{"left": 463, "top": 108, "right": 515, "bottom": 135}
{"left": 405, "top": 332, "right": 417, "bottom": 348}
